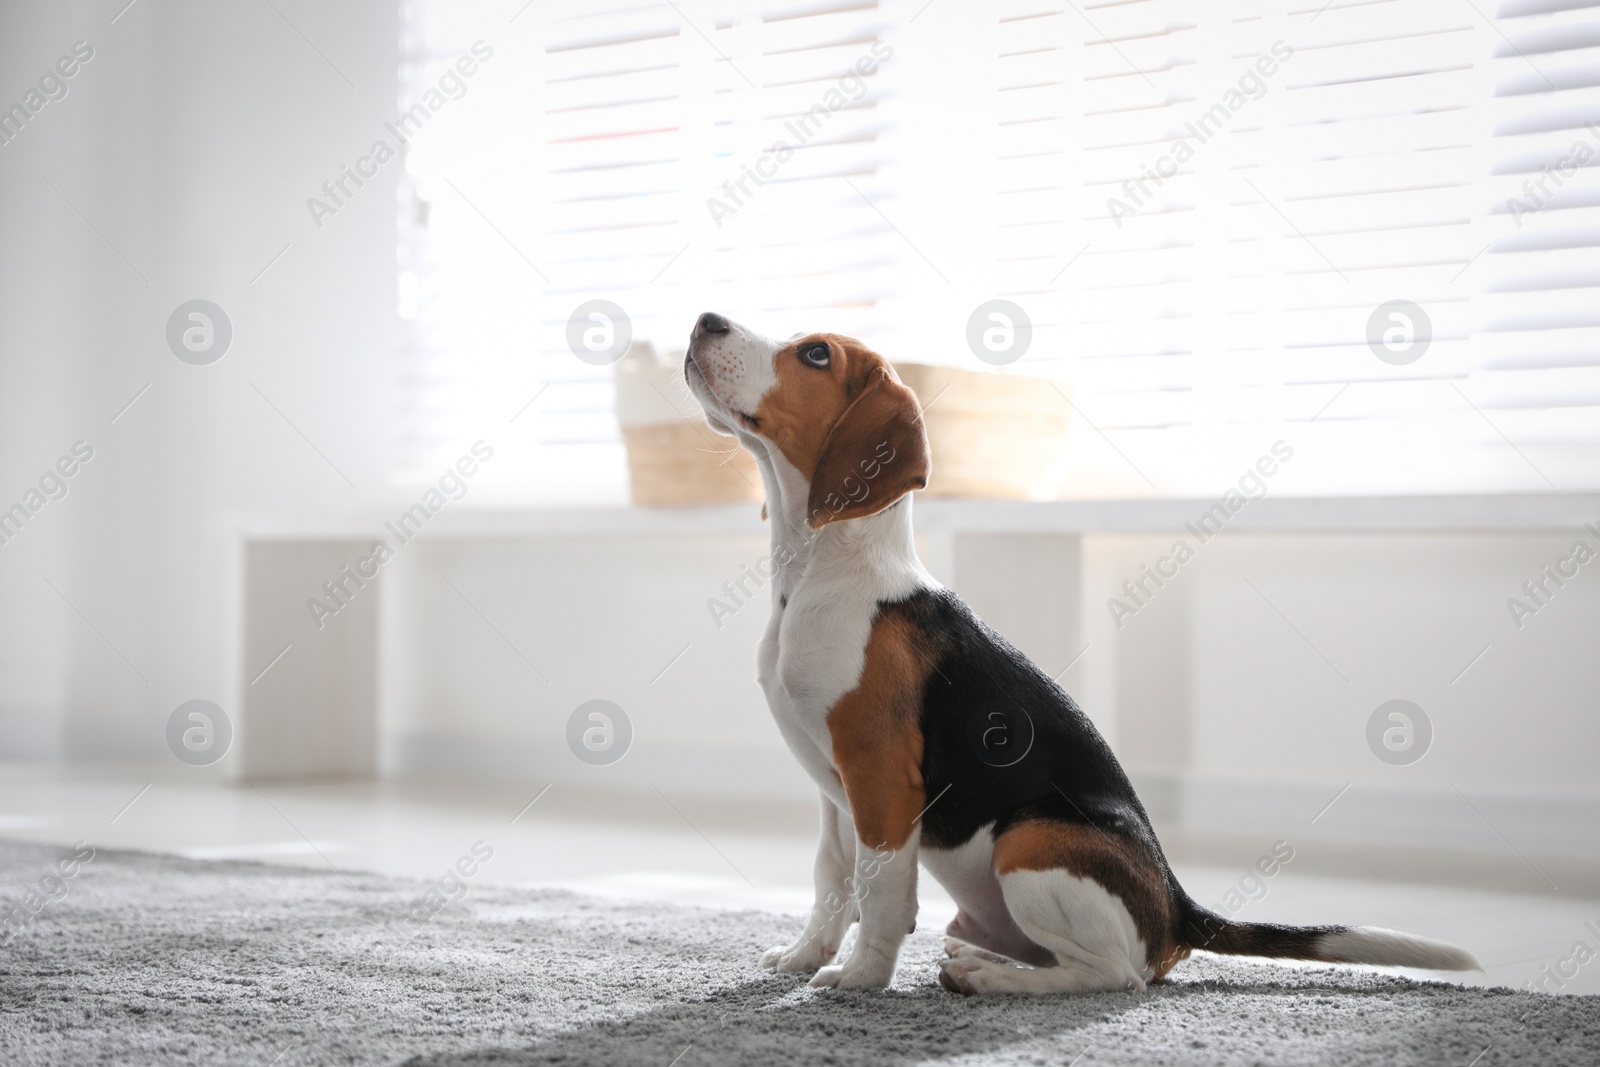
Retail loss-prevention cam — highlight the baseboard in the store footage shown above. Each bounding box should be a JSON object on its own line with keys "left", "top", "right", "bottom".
{"left": 388, "top": 731, "right": 817, "bottom": 802}
{"left": 392, "top": 734, "right": 1598, "bottom": 867}
{"left": 1131, "top": 770, "right": 1600, "bottom": 863}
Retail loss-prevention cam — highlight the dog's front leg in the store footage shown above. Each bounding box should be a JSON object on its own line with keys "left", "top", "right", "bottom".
{"left": 809, "top": 824, "right": 919, "bottom": 990}
{"left": 807, "top": 664, "right": 926, "bottom": 991}
{"left": 761, "top": 792, "right": 856, "bottom": 972}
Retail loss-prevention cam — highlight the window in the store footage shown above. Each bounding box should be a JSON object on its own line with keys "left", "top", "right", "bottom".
{"left": 400, "top": 0, "right": 1600, "bottom": 502}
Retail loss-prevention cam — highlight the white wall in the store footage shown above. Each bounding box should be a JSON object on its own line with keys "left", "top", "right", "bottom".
{"left": 0, "top": 0, "right": 403, "bottom": 759}
{"left": 381, "top": 524, "right": 1600, "bottom": 856}
{"left": 381, "top": 531, "right": 814, "bottom": 798}
{"left": 1084, "top": 533, "right": 1600, "bottom": 791}
{"left": 2, "top": 3, "right": 1595, "bottom": 864}
{"left": 1087, "top": 531, "right": 1600, "bottom": 854}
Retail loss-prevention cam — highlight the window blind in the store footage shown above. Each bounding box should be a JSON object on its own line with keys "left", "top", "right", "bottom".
{"left": 400, "top": 0, "right": 1600, "bottom": 501}
{"left": 398, "top": 0, "right": 905, "bottom": 502}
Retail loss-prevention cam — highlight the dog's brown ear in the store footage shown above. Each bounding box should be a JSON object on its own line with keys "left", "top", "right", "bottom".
{"left": 806, "top": 368, "right": 930, "bottom": 530}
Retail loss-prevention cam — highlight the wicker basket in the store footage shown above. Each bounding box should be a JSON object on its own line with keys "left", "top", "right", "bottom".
{"left": 893, "top": 363, "right": 1072, "bottom": 499}
{"left": 615, "top": 345, "right": 1070, "bottom": 505}
{"left": 615, "top": 342, "right": 762, "bottom": 507}
{"left": 620, "top": 422, "right": 762, "bottom": 506}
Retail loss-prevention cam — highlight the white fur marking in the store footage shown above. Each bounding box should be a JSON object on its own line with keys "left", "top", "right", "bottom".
{"left": 997, "top": 868, "right": 1152, "bottom": 991}
{"left": 761, "top": 794, "right": 858, "bottom": 973}
{"left": 680, "top": 316, "right": 949, "bottom": 991}
{"left": 1318, "top": 927, "right": 1481, "bottom": 971}
{"left": 923, "top": 827, "right": 1055, "bottom": 967}
{"left": 811, "top": 828, "right": 921, "bottom": 989}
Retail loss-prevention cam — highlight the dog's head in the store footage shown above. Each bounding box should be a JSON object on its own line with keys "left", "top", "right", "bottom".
{"left": 684, "top": 312, "right": 929, "bottom": 529}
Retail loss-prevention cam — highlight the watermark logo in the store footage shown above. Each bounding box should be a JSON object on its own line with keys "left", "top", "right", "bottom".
{"left": 1215, "top": 840, "right": 1295, "bottom": 918}
{"left": 1506, "top": 119, "right": 1600, "bottom": 229}
{"left": 1507, "top": 522, "right": 1599, "bottom": 630}
{"left": 0, "top": 440, "right": 94, "bottom": 549}
{"left": 967, "top": 699, "right": 1034, "bottom": 767}
{"left": 1366, "top": 300, "right": 1430, "bottom": 366}
{"left": 386, "top": 840, "right": 494, "bottom": 939}
{"left": 566, "top": 300, "right": 632, "bottom": 366}
{"left": 307, "top": 442, "right": 495, "bottom": 631}
{"left": 166, "top": 700, "right": 232, "bottom": 766}
{"left": 0, "top": 40, "right": 94, "bottom": 149}
{"left": 307, "top": 41, "right": 494, "bottom": 230}
{"left": 776, "top": 836, "right": 897, "bottom": 967}
{"left": 0, "top": 842, "right": 94, "bottom": 947}
{"left": 1528, "top": 918, "right": 1600, "bottom": 993}
{"left": 567, "top": 699, "right": 631, "bottom": 766}
{"left": 806, "top": 439, "right": 898, "bottom": 529}
{"left": 1366, "top": 699, "right": 1431, "bottom": 766}
{"left": 307, "top": 542, "right": 391, "bottom": 631}
{"left": 1106, "top": 41, "right": 1293, "bottom": 227}
{"left": 1108, "top": 441, "right": 1294, "bottom": 628}
{"left": 966, "top": 299, "right": 1032, "bottom": 366}
{"left": 1177, "top": 839, "right": 1296, "bottom": 965}
{"left": 705, "top": 41, "right": 892, "bottom": 228}
{"left": 707, "top": 546, "right": 796, "bottom": 630}
{"left": 166, "top": 300, "right": 232, "bottom": 366}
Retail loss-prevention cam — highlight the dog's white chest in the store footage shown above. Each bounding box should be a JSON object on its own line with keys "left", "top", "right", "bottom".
{"left": 755, "top": 525, "right": 936, "bottom": 804}
{"left": 756, "top": 584, "right": 874, "bottom": 805}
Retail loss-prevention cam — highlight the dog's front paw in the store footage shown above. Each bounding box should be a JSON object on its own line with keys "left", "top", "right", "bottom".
{"left": 760, "top": 939, "right": 836, "bottom": 974}
{"left": 809, "top": 959, "right": 894, "bottom": 990}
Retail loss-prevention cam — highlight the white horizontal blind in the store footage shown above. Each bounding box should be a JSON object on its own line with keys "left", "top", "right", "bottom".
{"left": 401, "top": 0, "right": 1600, "bottom": 502}
{"left": 1045, "top": 0, "right": 1600, "bottom": 495}
{"left": 1480, "top": 0, "right": 1600, "bottom": 468}
{"left": 985, "top": 6, "right": 1076, "bottom": 398}
{"left": 398, "top": 0, "right": 906, "bottom": 502}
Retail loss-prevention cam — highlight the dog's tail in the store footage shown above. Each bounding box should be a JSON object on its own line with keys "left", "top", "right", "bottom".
{"left": 1176, "top": 897, "right": 1480, "bottom": 971}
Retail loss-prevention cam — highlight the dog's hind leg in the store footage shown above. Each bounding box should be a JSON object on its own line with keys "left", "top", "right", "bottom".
{"left": 923, "top": 833, "right": 1057, "bottom": 967}
{"left": 939, "top": 869, "right": 1150, "bottom": 994}
{"left": 938, "top": 819, "right": 1176, "bottom": 996}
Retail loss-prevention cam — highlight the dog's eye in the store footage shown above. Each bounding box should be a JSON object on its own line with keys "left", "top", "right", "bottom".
{"left": 798, "top": 343, "right": 831, "bottom": 369}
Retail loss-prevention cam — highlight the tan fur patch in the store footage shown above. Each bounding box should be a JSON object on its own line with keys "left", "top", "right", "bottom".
{"left": 751, "top": 333, "right": 929, "bottom": 528}
{"left": 993, "top": 819, "right": 1182, "bottom": 977}
{"left": 827, "top": 610, "right": 931, "bottom": 851}
{"left": 755, "top": 334, "right": 885, "bottom": 480}
{"left": 806, "top": 370, "right": 929, "bottom": 528}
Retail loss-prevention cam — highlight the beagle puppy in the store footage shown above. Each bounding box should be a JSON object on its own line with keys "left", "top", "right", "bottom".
{"left": 683, "top": 312, "right": 1479, "bottom": 994}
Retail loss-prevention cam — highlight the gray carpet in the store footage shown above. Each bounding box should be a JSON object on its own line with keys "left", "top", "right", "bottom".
{"left": 0, "top": 841, "right": 1594, "bottom": 1066}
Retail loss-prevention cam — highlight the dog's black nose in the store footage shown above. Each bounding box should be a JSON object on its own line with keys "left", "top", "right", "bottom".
{"left": 695, "top": 311, "right": 729, "bottom": 336}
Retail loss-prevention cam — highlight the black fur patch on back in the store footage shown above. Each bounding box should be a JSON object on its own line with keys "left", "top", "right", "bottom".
{"left": 882, "top": 588, "right": 1164, "bottom": 865}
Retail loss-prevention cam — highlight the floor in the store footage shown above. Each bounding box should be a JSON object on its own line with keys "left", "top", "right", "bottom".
{"left": 10, "top": 837, "right": 1591, "bottom": 1067}
{"left": 0, "top": 762, "right": 1596, "bottom": 997}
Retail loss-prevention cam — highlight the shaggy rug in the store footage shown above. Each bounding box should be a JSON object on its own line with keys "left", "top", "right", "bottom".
{"left": 0, "top": 840, "right": 1593, "bottom": 1066}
